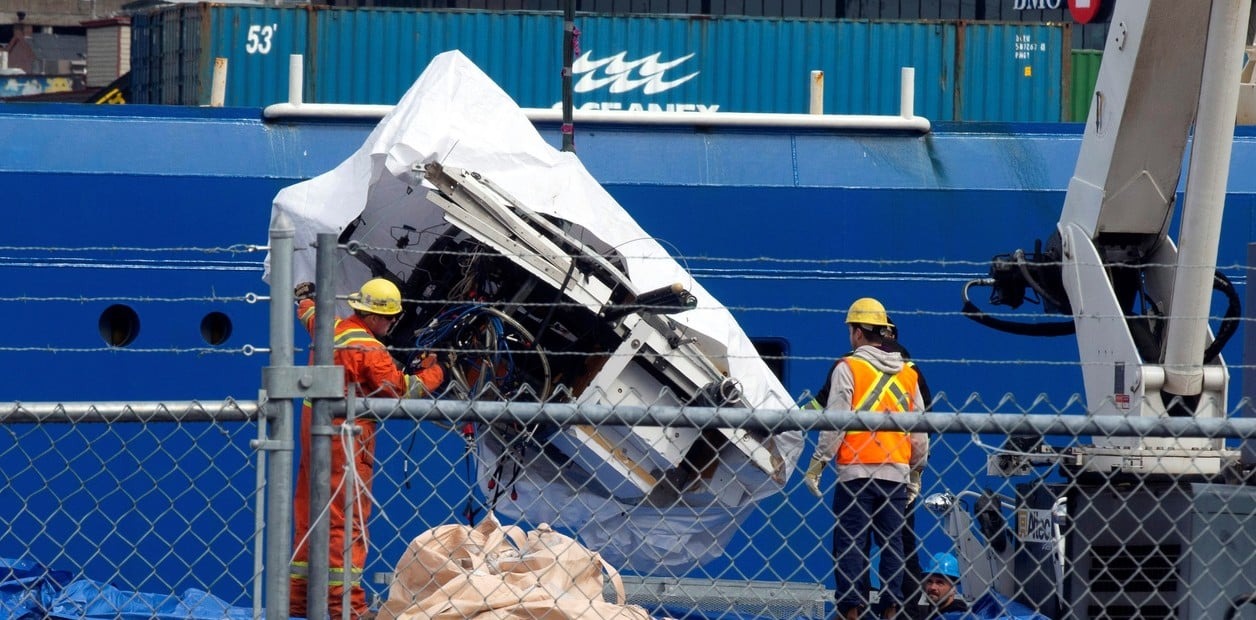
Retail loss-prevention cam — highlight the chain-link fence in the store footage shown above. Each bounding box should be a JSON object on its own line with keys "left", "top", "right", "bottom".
{"left": 2, "top": 222, "right": 1255, "bottom": 620}
{"left": 319, "top": 396, "right": 1256, "bottom": 620}
{"left": 4, "top": 398, "right": 1254, "bottom": 619}
{"left": 0, "top": 402, "right": 266, "bottom": 616}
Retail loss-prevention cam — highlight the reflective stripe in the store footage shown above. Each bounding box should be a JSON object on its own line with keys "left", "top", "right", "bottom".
{"left": 885, "top": 381, "right": 912, "bottom": 411}
{"left": 853, "top": 371, "right": 894, "bottom": 411}
{"left": 290, "top": 561, "right": 364, "bottom": 586}
{"left": 334, "top": 327, "right": 377, "bottom": 348}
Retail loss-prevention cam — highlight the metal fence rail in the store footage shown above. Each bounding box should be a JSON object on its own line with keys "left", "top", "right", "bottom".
{"left": 3, "top": 396, "right": 1254, "bottom": 619}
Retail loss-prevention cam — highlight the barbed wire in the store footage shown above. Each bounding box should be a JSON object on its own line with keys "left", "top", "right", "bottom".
{"left": 5, "top": 242, "right": 1255, "bottom": 275}
{"left": 0, "top": 244, "right": 264, "bottom": 254}
{"left": 0, "top": 295, "right": 253, "bottom": 303}
{"left": 0, "top": 292, "right": 1248, "bottom": 326}
{"left": 1, "top": 340, "right": 1251, "bottom": 369}
{"left": 334, "top": 240, "right": 1256, "bottom": 271}
{"left": 0, "top": 260, "right": 262, "bottom": 273}
{"left": 0, "top": 346, "right": 257, "bottom": 355}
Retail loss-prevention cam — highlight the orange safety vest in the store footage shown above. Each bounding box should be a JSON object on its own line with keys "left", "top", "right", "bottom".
{"left": 297, "top": 299, "right": 442, "bottom": 398}
{"left": 836, "top": 356, "right": 919, "bottom": 466}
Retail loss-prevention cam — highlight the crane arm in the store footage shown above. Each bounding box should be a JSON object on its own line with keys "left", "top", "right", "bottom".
{"left": 969, "top": 0, "right": 1249, "bottom": 476}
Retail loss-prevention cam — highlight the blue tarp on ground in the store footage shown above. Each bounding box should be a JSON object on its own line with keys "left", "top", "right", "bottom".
{"left": 4, "top": 556, "right": 1054, "bottom": 620}
{"left": 1, "top": 558, "right": 254, "bottom": 620}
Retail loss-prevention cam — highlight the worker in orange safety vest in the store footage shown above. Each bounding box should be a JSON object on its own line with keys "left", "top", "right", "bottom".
{"left": 289, "top": 278, "right": 444, "bottom": 620}
{"left": 803, "top": 297, "right": 928, "bottom": 620}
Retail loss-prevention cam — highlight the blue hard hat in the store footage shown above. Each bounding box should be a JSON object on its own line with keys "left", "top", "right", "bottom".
{"left": 924, "top": 552, "right": 960, "bottom": 580}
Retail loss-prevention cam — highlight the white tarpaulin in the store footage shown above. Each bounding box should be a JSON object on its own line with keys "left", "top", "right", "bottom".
{"left": 265, "top": 50, "right": 802, "bottom": 571}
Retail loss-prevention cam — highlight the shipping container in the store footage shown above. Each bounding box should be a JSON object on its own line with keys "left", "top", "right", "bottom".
{"left": 330, "top": 0, "right": 1114, "bottom": 49}
{"left": 308, "top": 11, "right": 954, "bottom": 116}
{"left": 958, "top": 22, "right": 1069, "bottom": 123}
{"left": 1069, "top": 49, "right": 1101, "bottom": 122}
{"left": 131, "top": 4, "right": 1070, "bottom": 121}
{"left": 131, "top": 3, "right": 309, "bottom": 105}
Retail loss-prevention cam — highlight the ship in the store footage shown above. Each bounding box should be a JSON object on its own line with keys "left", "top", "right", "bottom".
{"left": 2, "top": 38, "right": 1255, "bottom": 620}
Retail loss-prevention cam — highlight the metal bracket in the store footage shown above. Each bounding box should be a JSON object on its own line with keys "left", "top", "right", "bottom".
{"left": 262, "top": 365, "right": 345, "bottom": 400}
{"left": 250, "top": 439, "right": 294, "bottom": 452}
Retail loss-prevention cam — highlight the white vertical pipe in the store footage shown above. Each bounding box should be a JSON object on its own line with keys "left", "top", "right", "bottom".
{"left": 1162, "top": 0, "right": 1251, "bottom": 397}
{"left": 288, "top": 54, "right": 304, "bottom": 105}
{"left": 900, "top": 67, "right": 916, "bottom": 118}
{"left": 210, "top": 57, "right": 228, "bottom": 107}
{"left": 809, "top": 70, "right": 824, "bottom": 114}
{"left": 0, "top": 50, "right": 8, "bottom": 71}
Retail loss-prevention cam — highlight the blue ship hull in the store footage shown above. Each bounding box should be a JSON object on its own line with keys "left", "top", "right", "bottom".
{"left": 3, "top": 103, "right": 1253, "bottom": 609}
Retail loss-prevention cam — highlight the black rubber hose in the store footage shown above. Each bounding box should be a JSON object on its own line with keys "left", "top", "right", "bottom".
{"left": 962, "top": 279, "right": 1076, "bottom": 337}
{"left": 1203, "top": 270, "right": 1241, "bottom": 364}
{"left": 1014, "top": 249, "right": 1066, "bottom": 310}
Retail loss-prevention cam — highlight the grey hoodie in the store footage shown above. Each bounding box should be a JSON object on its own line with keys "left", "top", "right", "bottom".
{"left": 815, "top": 344, "right": 929, "bottom": 484}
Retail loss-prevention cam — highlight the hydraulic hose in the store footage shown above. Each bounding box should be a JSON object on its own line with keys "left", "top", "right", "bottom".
{"left": 1202, "top": 270, "right": 1241, "bottom": 364}
{"left": 1014, "top": 249, "right": 1067, "bottom": 311}
{"left": 961, "top": 279, "right": 1076, "bottom": 337}
{"left": 963, "top": 269, "right": 1241, "bottom": 354}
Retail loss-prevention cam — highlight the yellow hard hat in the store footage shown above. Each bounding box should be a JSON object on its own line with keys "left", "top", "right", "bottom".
{"left": 845, "top": 297, "right": 890, "bottom": 327}
{"left": 347, "top": 278, "right": 403, "bottom": 316}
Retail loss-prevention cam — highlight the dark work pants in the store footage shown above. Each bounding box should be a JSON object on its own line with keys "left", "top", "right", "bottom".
{"left": 901, "top": 500, "right": 925, "bottom": 619}
{"left": 832, "top": 477, "right": 908, "bottom": 616}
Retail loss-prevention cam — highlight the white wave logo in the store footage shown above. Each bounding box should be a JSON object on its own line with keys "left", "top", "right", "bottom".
{"left": 572, "top": 51, "right": 699, "bottom": 95}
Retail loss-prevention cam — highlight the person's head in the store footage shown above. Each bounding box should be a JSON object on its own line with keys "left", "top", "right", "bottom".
{"left": 347, "top": 278, "right": 403, "bottom": 336}
{"left": 922, "top": 552, "right": 961, "bottom": 607}
{"left": 844, "top": 297, "right": 892, "bottom": 348}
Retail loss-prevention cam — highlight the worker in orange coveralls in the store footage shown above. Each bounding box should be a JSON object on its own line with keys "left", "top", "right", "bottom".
{"left": 289, "top": 278, "right": 444, "bottom": 620}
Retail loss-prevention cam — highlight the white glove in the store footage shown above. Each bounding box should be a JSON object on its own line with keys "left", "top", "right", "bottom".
{"left": 803, "top": 457, "right": 826, "bottom": 498}
{"left": 907, "top": 468, "right": 923, "bottom": 505}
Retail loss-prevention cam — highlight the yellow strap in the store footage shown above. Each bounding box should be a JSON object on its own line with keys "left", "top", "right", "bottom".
{"left": 289, "top": 561, "right": 364, "bottom": 586}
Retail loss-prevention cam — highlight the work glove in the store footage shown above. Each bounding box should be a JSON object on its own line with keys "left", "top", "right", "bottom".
{"left": 408, "top": 352, "right": 440, "bottom": 375}
{"left": 408, "top": 353, "right": 445, "bottom": 397}
{"left": 294, "top": 282, "right": 316, "bottom": 301}
{"left": 803, "top": 457, "right": 827, "bottom": 498}
{"left": 907, "top": 468, "right": 923, "bottom": 505}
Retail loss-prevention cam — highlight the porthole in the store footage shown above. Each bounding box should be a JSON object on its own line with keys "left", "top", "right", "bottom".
{"left": 98, "top": 304, "right": 140, "bottom": 347}
{"left": 750, "top": 337, "right": 789, "bottom": 384}
{"left": 200, "top": 311, "right": 233, "bottom": 345}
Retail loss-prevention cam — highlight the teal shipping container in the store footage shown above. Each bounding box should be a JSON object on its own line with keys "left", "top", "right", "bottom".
{"left": 958, "top": 21, "right": 1070, "bottom": 122}
{"left": 131, "top": 4, "right": 310, "bottom": 106}
{"left": 130, "top": 5, "right": 1070, "bottom": 121}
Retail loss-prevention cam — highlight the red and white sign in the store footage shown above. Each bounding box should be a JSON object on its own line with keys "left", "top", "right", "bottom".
{"left": 1069, "top": 0, "right": 1102, "bottom": 24}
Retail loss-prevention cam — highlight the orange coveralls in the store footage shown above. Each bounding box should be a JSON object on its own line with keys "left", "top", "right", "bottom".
{"left": 289, "top": 299, "right": 443, "bottom": 619}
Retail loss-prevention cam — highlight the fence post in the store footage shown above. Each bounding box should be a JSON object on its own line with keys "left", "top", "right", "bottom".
{"left": 306, "top": 233, "right": 339, "bottom": 620}
{"left": 264, "top": 213, "right": 296, "bottom": 620}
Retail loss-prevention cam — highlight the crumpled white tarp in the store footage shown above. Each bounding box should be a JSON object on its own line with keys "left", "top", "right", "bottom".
{"left": 265, "top": 50, "right": 802, "bottom": 571}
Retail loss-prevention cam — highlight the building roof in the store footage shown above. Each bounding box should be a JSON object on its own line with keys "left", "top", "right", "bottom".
{"left": 26, "top": 33, "right": 86, "bottom": 63}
